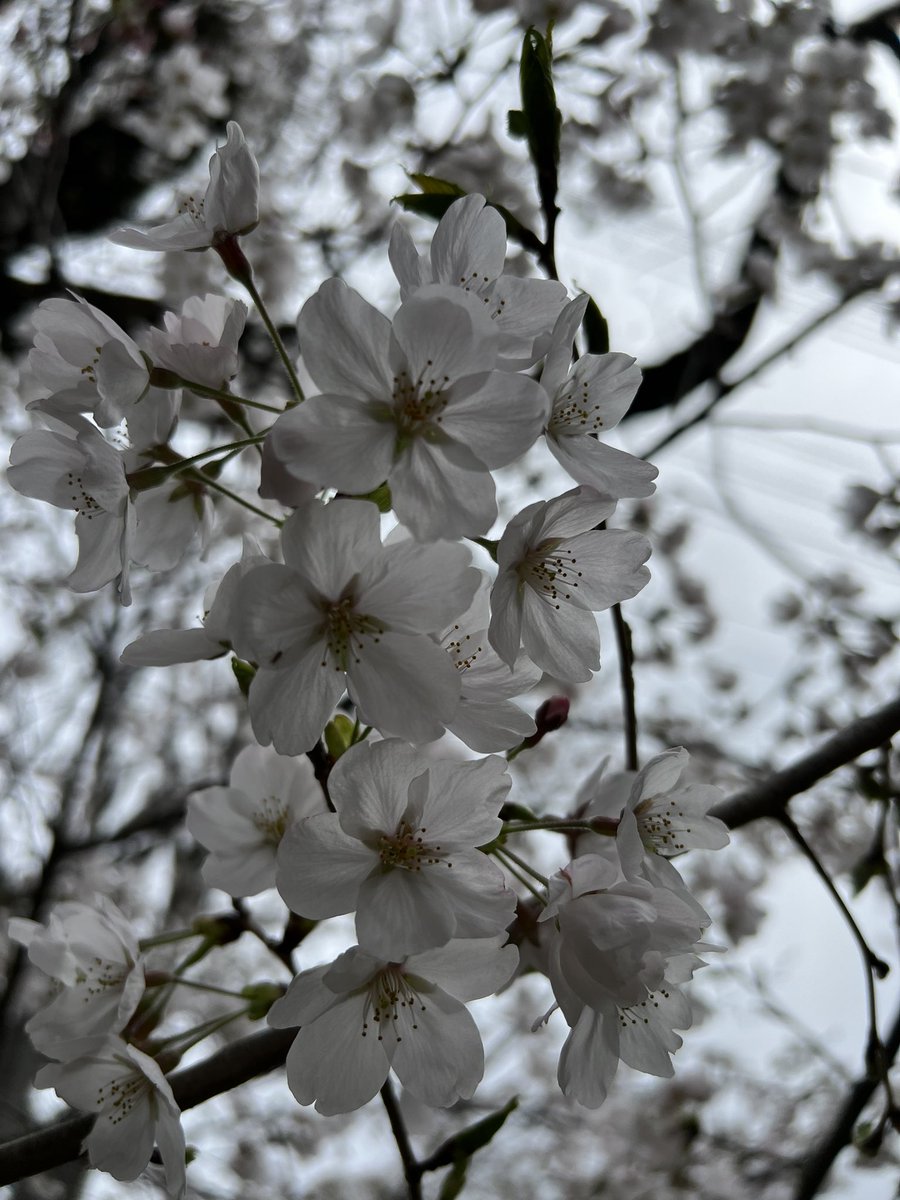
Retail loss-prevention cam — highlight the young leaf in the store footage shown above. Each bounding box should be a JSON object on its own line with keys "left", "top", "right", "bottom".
{"left": 519, "top": 26, "right": 560, "bottom": 221}
{"left": 425, "top": 1097, "right": 519, "bottom": 1171}
{"left": 583, "top": 293, "right": 610, "bottom": 354}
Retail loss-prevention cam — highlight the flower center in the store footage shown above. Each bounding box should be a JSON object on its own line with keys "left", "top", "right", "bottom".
{"left": 321, "top": 597, "right": 385, "bottom": 673}
{"left": 392, "top": 361, "right": 451, "bottom": 441}
{"left": 178, "top": 193, "right": 206, "bottom": 225}
{"left": 616, "top": 986, "right": 670, "bottom": 1030}
{"left": 519, "top": 539, "right": 584, "bottom": 608}
{"left": 74, "top": 955, "right": 128, "bottom": 1001}
{"left": 77, "top": 345, "right": 103, "bottom": 385}
{"left": 376, "top": 820, "right": 445, "bottom": 871}
{"left": 252, "top": 794, "right": 290, "bottom": 844}
{"left": 444, "top": 624, "right": 483, "bottom": 672}
{"left": 548, "top": 378, "right": 604, "bottom": 434}
{"left": 65, "top": 470, "right": 103, "bottom": 519}
{"left": 361, "top": 965, "right": 426, "bottom": 1042}
{"left": 633, "top": 797, "right": 693, "bottom": 855}
{"left": 97, "top": 1065, "right": 150, "bottom": 1124}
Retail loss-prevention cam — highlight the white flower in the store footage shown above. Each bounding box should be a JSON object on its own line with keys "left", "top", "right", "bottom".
{"left": 263, "top": 279, "right": 550, "bottom": 540}
{"left": 131, "top": 480, "right": 214, "bottom": 572}
{"left": 26, "top": 295, "right": 150, "bottom": 428}
{"left": 187, "top": 744, "right": 327, "bottom": 896}
{"left": 540, "top": 297, "right": 658, "bottom": 498}
{"left": 9, "top": 900, "right": 145, "bottom": 1057}
{"left": 389, "top": 193, "right": 567, "bottom": 368}
{"left": 441, "top": 587, "right": 541, "bottom": 752}
{"left": 489, "top": 486, "right": 651, "bottom": 681}
{"left": 147, "top": 294, "right": 247, "bottom": 390}
{"left": 111, "top": 122, "right": 259, "bottom": 252}
{"left": 234, "top": 499, "right": 479, "bottom": 753}
{"left": 539, "top": 855, "right": 713, "bottom": 1108}
{"left": 121, "top": 538, "right": 266, "bottom": 667}
{"left": 276, "top": 740, "right": 515, "bottom": 958}
{"left": 35, "top": 1035, "right": 186, "bottom": 1198}
{"left": 267, "top": 936, "right": 518, "bottom": 1115}
{"left": 8, "top": 418, "right": 135, "bottom": 605}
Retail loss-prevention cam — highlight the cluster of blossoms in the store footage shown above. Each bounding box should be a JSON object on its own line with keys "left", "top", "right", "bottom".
{"left": 7, "top": 123, "right": 729, "bottom": 1195}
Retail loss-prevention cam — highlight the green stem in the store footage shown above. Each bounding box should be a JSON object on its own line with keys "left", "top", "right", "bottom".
{"left": 493, "top": 847, "right": 546, "bottom": 903}
{"left": 156, "top": 976, "right": 249, "bottom": 1000}
{"left": 154, "top": 1009, "right": 248, "bottom": 1054}
{"left": 191, "top": 472, "right": 283, "bottom": 525}
{"left": 242, "top": 275, "right": 305, "bottom": 404}
{"left": 127, "top": 436, "right": 266, "bottom": 490}
{"left": 138, "top": 928, "right": 200, "bottom": 951}
{"left": 177, "top": 379, "right": 282, "bottom": 414}
{"left": 502, "top": 816, "right": 618, "bottom": 837}
{"left": 497, "top": 844, "right": 549, "bottom": 886}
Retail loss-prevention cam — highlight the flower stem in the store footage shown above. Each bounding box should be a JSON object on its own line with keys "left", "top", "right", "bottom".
{"left": 189, "top": 472, "right": 283, "bottom": 525}
{"left": 502, "top": 816, "right": 618, "bottom": 837}
{"left": 610, "top": 602, "right": 639, "bottom": 770}
{"left": 493, "top": 847, "right": 546, "bottom": 902}
{"left": 138, "top": 928, "right": 200, "bottom": 951}
{"left": 176, "top": 379, "right": 282, "bottom": 414}
{"left": 242, "top": 274, "right": 305, "bottom": 405}
{"left": 155, "top": 976, "right": 249, "bottom": 1000}
{"left": 153, "top": 1008, "right": 248, "bottom": 1055}
{"left": 497, "top": 844, "right": 549, "bottom": 886}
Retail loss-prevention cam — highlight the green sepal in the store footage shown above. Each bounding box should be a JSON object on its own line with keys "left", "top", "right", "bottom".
{"left": 427, "top": 1097, "right": 519, "bottom": 1173}
{"left": 231, "top": 656, "right": 256, "bottom": 697}
{"left": 499, "top": 801, "right": 538, "bottom": 822}
{"left": 583, "top": 293, "right": 610, "bottom": 355}
{"left": 241, "top": 982, "right": 286, "bottom": 1021}
{"left": 519, "top": 26, "right": 560, "bottom": 219}
{"left": 438, "top": 1159, "right": 468, "bottom": 1200}
{"left": 349, "top": 482, "right": 392, "bottom": 513}
{"left": 324, "top": 714, "right": 356, "bottom": 761}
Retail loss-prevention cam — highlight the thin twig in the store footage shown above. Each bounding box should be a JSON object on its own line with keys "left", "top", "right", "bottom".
{"left": 380, "top": 1078, "right": 423, "bottom": 1200}
{"left": 610, "top": 603, "right": 638, "bottom": 769}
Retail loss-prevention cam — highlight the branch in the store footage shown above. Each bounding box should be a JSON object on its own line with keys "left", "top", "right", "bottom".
{"left": 0, "top": 1027, "right": 295, "bottom": 1186}
{"left": 712, "top": 694, "right": 900, "bottom": 830}
{"left": 793, "top": 999, "right": 900, "bottom": 1200}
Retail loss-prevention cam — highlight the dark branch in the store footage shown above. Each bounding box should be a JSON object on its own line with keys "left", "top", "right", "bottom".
{"left": 712, "top": 694, "right": 900, "bottom": 830}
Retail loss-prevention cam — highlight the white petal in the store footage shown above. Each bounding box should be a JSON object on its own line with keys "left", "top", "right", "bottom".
{"left": 249, "top": 648, "right": 344, "bottom": 756}
{"left": 520, "top": 587, "right": 599, "bottom": 681}
{"left": 559, "top": 529, "right": 651, "bottom": 610}
{"left": 120, "top": 627, "right": 224, "bottom": 666}
{"left": 280, "top": 499, "right": 383, "bottom": 599}
{"left": 348, "top": 631, "right": 460, "bottom": 743}
{"left": 298, "top": 279, "right": 392, "bottom": 399}
{"left": 356, "top": 868, "right": 455, "bottom": 958}
{"left": 439, "top": 371, "right": 549, "bottom": 468}
{"left": 390, "top": 437, "right": 497, "bottom": 540}
{"left": 429, "top": 194, "right": 506, "bottom": 286}
{"left": 391, "top": 285, "right": 497, "bottom": 382}
{"left": 285, "top": 996, "right": 389, "bottom": 1114}
{"left": 407, "top": 936, "right": 518, "bottom": 1000}
{"left": 276, "top": 814, "right": 375, "bottom": 917}
{"left": 263, "top": 398, "right": 395, "bottom": 494}
{"left": 557, "top": 1004, "right": 620, "bottom": 1108}
{"left": 359, "top": 540, "right": 479, "bottom": 633}
{"left": 328, "top": 739, "right": 422, "bottom": 840}
{"left": 415, "top": 757, "right": 509, "bottom": 843}
{"left": 392, "top": 986, "right": 484, "bottom": 1107}
{"left": 547, "top": 432, "right": 658, "bottom": 498}
{"left": 448, "top": 697, "right": 536, "bottom": 752}
{"left": 487, "top": 568, "right": 525, "bottom": 668}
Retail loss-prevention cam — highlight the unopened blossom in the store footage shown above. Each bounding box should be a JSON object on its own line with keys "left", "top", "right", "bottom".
{"left": 268, "top": 936, "right": 518, "bottom": 1115}
{"left": 9, "top": 899, "right": 145, "bottom": 1057}
{"left": 147, "top": 294, "right": 247, "bottom": 390}
{"left": 26, "top": 295, "right": 150, "bottom": 428}
{"left": 121, "top": 538, "right": 267, "bottom": 667}
{"left": 538, "top": 854, "right": 713, "bottom": 1107}
{"left": 8, "top": 417, "right": 134, "bottom": 604}
{"left": 390, "top": 192, "right": 567, "bottom": 368}
{"left": 36, "top": 1035, "right": 186, "bottom": 1198}
{"left": 188, "top": 744, "right": 327, "bottom": 895}
{"left": 277, "top": 739, "right": 514, "bottom": 957}
{"left": 489, "top": 486, "right": 651, "bottom": 681}
{"left": 111, "top": 121, "right": 259, "bottom": 252}
{"left": 234, "top": 499, "right": 479, "bottom": 753}
{"left": 264, "top": 279, "right": 550, "bottom": 540}
{"left": 540, "top": 296, "right": 658, "bottom": 498}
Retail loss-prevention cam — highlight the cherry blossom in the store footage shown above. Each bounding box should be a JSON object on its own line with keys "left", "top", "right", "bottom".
{"left": 35, "top": 1035, "right": 186, "bottom": 1197}
{"left": 121, "top": 538, "right": 267, "bottom": 667}
{"left": 147, "top": 294, "right": 247, "bottom": 390}
{"left": 389, "top": 192, "right": 567, "bottom": 368}
{"left": 263, "top": 279, "right": 550, "bottom": 540}
{"left": 267, "top": 936, "right": 518, "bottom": 1115}
{"left": 276, "top": 739, "right": 515, "bottom": 957}
{"left": 489, "top": 486, "right": 651, "bottom": 681}
{"left": 234, "top": 498, "right": 479, "bottom": 753}
{"left": 540, "top": 297, "right": 658, "bottom": 498}
{"left": 111, "top": 121, "right": 259, "bottom": 252}
{"left": 7, "top": 417, "right": 135, "bottom": 605}
{"left": 9, "top": 899, "right": 145, "bottom": 1057}
{"left": 26, "top": 295, "right": 150, "bottom": 428}
{"left": 187, "top": 744, "right": 327, "bottom": 896}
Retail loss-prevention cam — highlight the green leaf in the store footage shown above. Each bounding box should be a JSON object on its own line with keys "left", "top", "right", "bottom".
{"left": 438, "top": 1160, "right": 468, "bottom": 1200}
{"left": 394, "top": 187, "right": 544, "bottom": 258}
{"left": 426, "top": 1097, "right": 518, "bottom": 1172}
{"left": 519, "top": 26, "right": 560, "bottom": 219}
{"left": 582, "top": 294, "right": 610, "bottom": 354}
{"left": 506, "top": 108, "right": 527, "bottom": 139}
{"left": 408, "top": 172, "right": 468, "bottom": 197}
{"left": 231, "top": 656, "right": 256, "bottom": 698}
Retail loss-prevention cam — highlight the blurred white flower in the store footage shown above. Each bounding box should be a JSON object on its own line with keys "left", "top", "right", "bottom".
{"left": 147, "top": 294, "right": 247, "bottom": 390}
